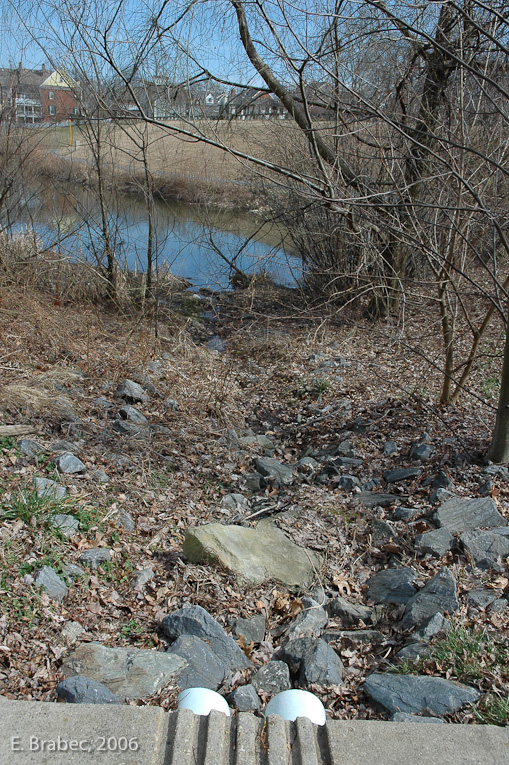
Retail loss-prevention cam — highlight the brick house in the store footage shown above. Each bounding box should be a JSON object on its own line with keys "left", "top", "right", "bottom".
{"left": 40, "top": 70, "right": 80, "bottom": 122}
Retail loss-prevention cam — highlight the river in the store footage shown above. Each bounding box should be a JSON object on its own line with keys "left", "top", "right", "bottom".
{"left": 17, "top": 184, "right": 301, "bottom": 290}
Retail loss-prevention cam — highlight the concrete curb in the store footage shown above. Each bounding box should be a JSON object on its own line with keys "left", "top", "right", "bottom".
{"left": 1, "top": 698, "right": 508, "bottom": 764}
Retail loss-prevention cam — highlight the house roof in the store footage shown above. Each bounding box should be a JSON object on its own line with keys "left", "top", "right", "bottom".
{"left": 41, "top": 70, "right": 78, "bottom": 90}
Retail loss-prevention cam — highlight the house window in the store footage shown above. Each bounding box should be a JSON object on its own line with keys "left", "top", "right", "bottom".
{"left": 48, "top": 91, "right": 55, "bottom": 99}
{"left": 73, "top": 107, "right": 79, "bottom": 115}
{"left": 48, "top": 105, "right": 56, "bottom": 116}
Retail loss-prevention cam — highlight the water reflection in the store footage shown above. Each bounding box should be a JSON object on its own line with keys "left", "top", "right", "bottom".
{"left": 19, "top": 185, "right": 300, "bottom": 290}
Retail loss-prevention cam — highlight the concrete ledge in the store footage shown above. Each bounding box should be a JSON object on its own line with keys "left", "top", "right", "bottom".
{"left": 1, "top": 698, "right": 508, "bottom": 764}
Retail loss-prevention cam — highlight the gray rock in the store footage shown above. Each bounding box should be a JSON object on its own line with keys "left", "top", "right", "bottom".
{"left": 56, "top": 452, "right": 86, "bottom": 474}
{"left": 401, "top": 568, "right": 459, "bottom": 630}
{"left": 244, "top": 473, "right": 263, "bottom": 492}
{"left": 460, "top": 529, "right": 509, "bottom": 571}
{"left": 362, "top": 673, "right": 480, "bottom": 717}
{"left": 430, "top": 488, "right": 455, "bottom": 504}
{"left": 280, "top": 637, "right": 343, "bottom": 686}
{"left": 339, "top": 475, "right": 361, "bottom": 491}
{"left": 489, "top": 598, "right": 508, "bottom": 614}
{"left": 166, "top": 635, "right": 226, "bottom": 690}
{"left": 33, "top": 477, "right": 67, "bottom": 500}
{"left": 297, "top": 456, "right": 319, "bottom": 470}
{"left": 61, "top": 621, "right": 85, "bottom": 643}
{"left": 161, "top": 605, "right": 251, "bottom": 673}
{"left": 56, "top": 676, "right": 121, "bottom": 704}
{"left": 327, "top": 596, "right": 375, "bottom": 626}
{"left": 116, "top": 379, "right": 146, "bottom": 404}
{"left": 321, "top": 630, "right": 385, "bottom": 645}
{"left": 118, "top": 511, "right": 135, "bottom": 532}
{"left": 183, "top": 521, "right": 320, "bottom": 588}
{"left": 94, "top": 397, "right": 113, "bottom": 410}
{"left": 251, "top": 661, "right": 291, "bottom": 694}
{"left": 466, "top": 589, "right": 498, "bottom": 608}
{"left": 132, "top": 569, "right": 155, "bottom": 591}
{"left": 62, "top": 564, "right": 85, "bottom": 579}
{"left": 366, "top": 568, "right": 418, "bottom": 605}
{"left": 78, "top": 549, "right": 112, "bottom": 570}
{"left": 391, "top": 713, "right": 444, "bottom": 723}
{"left": 92, "top": 469, "right": 110, "bottom": 483}
{"left": 113, "top": 420, "right": 145, "bottom": 436}
{"left": 284, "top": 598, "right": 328, "bottom": 642}
{"left": 35, "top": 566, "right": 68, "bottom": 601}
{"left": 254, "top": 457, "right": 294, "bottom": 486}
{"left": 409, "top": 442, "right": 434, "bottom": 461}
{"left": 50, "top": 514, "right": 80, "bottom": 538}
{"left": 18, "top": 438, "right": 44, "bottom": 457}
{"left": 395, "top": 642, "right": 430, "bottom": 661}
{"left": 164, "top": 398, "right": 180, "bottom": 412}
{"left": 239, "top": 434, "right": 275, "bottom": 451}
{"left": 227, "top": 684, "right": 260, "bottom": 711}
{"left": 357, "top": 493, "right": 400, "bottom": 508}
{"left": 118, "top": 405, "right": 148, "bottom": 424}
{"left": 434, "top": 497, "right": 506, "bottom": 534}
{"left": 479, "top": 480, "right": 494, "bottom": 497}
{"left": 52, "top": 439, "right": 79, "bottom": 453}
{"left": 414, "top": 613, "right": 450, "bottom": 641}
{"left": 384, "top": 468, "right": 422, "bottom": 483}
{"left": 392, "top": 507, "right": 422, "bottom": 522}
{"left": 415, "top": 528, "right": 453, "bottom": 557}
{"left": 383, "top": 440, "right": 398, "bottom": 456}
{"left": 232, "top": 614, "right": 266, "bottom": 644}
{"left": 483, "top": 465, "right": 509, "bottom": 480}
{"left": 207, "top": 336, "right": 227, "bottom": 352}
{"left": 430, "top": 471, "right": 454, "bottom": 489}
{"left": 61, "top": 643, "right": 186, "bottom": 701}
{"left": 222, "top": 493, "right": 250, "bottom": 511}
{"left": 372, "top": 519, "right": 396, "bottom": 542}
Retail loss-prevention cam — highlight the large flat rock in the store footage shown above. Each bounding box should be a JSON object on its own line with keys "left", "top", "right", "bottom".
{"left": 61, "top": 643, "right": 187, "bottom": 701}
{"left": 434, "top": 497, "right": 506, "bottom": 533}
{"left": 362, "top": 673, "right": 480, "bottom": 717}
{"left": 183, "top": 520, "right": 321, "bottom": 586}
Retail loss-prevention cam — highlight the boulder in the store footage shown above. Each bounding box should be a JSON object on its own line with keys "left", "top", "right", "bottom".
{"left": 161, "top": 605, "right": 251, "bottom": 673}
{"left": 414, "top": 528, "right": 453, "bottom": 557}
{"left": 254, "top": 457, "right": 294, "bottom": 486}
{"left": 363, "top": 673, "right": 480, "bottom": 717}
{"left": 280, "top": 637, "right": 343, "bottom": 686}
{"left": 366, "top": 568, "right": 418, "bottom": 605}
{"left": 251, "top": 661, "right": 291, "bottom": 695}
{"left": 283, "top": 597, "right": 328, "bottom": 642}
{"left": 61, "top": 644, "right": 186, "bottom": 700}
{"left": 183, "top": 521, "right": 320, "bottom": 587}
{"left": 434, "top": 497, "right": 506, "bottom": 534}
{"left": 460, "top": 530, "right": 509, "bottom": 572}
{"left": 56, "top": 676, "right": 121, "bottom": 704}
{"left": 166, "top": 635, "right": 226, "bottom": 690}
{"left": 327, "top": 596, "right": 375, "bottom": 626}
{"left": 232, "top": 614, "right": 266, "bottom": 644}
{"left": 401, "top": 568, "right": 458, "bottom": 630}
{"left": 227, "top": 684, "right": 260, "bottom": 711}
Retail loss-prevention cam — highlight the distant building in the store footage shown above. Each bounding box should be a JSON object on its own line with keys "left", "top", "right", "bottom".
{"left": 0, "top": 64, "right": 47, "bottom": 124}
{"left": 0, "top": 64, "right": 80, "bottom": 124}
{"left": 40, "top": 70, "right": 81, "bottom": 122}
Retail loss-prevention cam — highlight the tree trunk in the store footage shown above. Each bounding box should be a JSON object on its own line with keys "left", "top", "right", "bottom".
{"left": 487, "top": 320, "right": 509, "bottom": 463}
